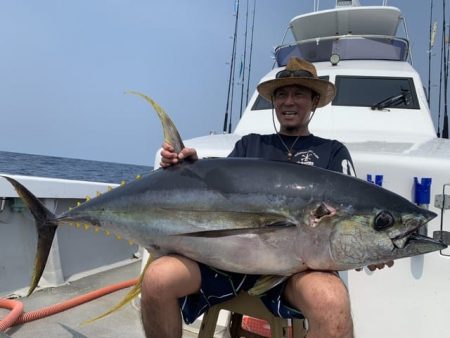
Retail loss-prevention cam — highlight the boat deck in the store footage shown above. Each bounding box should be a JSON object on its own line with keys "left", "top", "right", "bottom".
{"left": 1, "top": 261, "right": 207, "bottom": 338}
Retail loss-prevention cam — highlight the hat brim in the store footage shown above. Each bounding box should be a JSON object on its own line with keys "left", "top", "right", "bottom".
{"left": 257, "top": 77, "right": 336, "bottom": 108}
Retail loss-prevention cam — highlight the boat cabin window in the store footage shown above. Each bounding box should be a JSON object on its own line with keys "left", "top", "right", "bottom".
{"left": 275, "top": 36, "right": 409, "bottom": 65}
{"left": 251, "top": 76, "right": 330, "bottom": 110}
{"left": 333, "top": 76, "right": 419, "bottom": 109}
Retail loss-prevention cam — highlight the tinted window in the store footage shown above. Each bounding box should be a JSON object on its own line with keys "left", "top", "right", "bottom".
{"left": 333, "top": 76, "right": 420, "bottom": 109}
{"left": 251, "top": 95, "right": 272, "bottom": 110}
{"left": 275, "top": 37, "right": 409, "bottom": 66}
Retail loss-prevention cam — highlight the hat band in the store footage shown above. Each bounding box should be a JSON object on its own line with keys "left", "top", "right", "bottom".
{"left": 276, "top": 69, "right": 314, "bottom": 79}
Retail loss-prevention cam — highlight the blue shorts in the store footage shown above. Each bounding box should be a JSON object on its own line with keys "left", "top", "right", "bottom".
{"left": 178, "top": 263, "right": 304, "bottom": 324}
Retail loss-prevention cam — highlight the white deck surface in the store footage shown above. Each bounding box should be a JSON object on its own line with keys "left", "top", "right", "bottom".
{"left": 1, "top": 261, "right": 202, "bottom": 338}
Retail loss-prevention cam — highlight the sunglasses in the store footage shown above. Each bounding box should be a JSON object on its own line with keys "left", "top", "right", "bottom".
{"left": 276, "top": 69, "right": 314, "bottom": 79}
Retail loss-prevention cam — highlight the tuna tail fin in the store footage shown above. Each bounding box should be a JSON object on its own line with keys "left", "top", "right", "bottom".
{"left": 127, "top": 91, "right": 185, "bottom": 154}
{"left": 83, "top": 254, "right": 154, "bottom": 325}
{"left": 1, "top": 176, "right": 58, "bottom": 296}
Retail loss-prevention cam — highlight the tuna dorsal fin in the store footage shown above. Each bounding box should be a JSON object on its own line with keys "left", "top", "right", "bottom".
{"left": 127, "top": 91, "right": 185, "bottom": 154}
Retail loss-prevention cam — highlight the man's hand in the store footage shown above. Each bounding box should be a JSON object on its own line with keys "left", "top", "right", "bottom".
{"left": 356, "top": 260, "right": 394, "bottom": 272}
{"left": 159, "top": 142, "right": 198, "bottom": 168}
{"left": 367, "top": 260, "right": 394, "bottom": 271}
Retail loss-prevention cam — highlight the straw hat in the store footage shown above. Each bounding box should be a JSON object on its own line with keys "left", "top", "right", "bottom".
{"left": 257, "top": 57, "right": 336, "bottom": 107}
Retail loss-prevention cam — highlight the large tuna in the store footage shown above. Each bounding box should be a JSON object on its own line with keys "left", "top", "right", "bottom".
{"left": 2, "top": 92, "right": 445, "bottom": 297}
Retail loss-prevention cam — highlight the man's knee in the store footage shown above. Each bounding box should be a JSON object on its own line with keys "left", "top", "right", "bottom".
{"left": 285, "top": 271, "right": 353, "bottom": 337}
{"left": 286, "top": 271, "right": 349, "bottom": 312}
{"left": 141, "top": 255, "right": 201, "bottom": 301}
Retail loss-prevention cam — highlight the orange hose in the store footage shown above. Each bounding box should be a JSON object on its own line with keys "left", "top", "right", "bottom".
{"left": 0, "top": 298, "right": 24, "bottom": 331}
{"left": 0, "top": 277, "right": 137, "bottom": 332}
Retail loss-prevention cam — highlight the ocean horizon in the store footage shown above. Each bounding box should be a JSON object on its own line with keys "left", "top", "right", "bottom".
{"left": 0, "top": 150, "right": 153, "bottom": 184}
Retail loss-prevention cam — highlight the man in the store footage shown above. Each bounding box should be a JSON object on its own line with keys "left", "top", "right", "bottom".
{"left": 141, "top": 57, "right": 388, "bottom": 338}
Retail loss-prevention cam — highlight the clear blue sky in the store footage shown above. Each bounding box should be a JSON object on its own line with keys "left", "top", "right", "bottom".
{"left": 0, "top": 0, "right": 440, "bottom": 165}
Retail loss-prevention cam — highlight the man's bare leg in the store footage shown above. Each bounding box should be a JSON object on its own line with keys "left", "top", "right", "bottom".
{"left": 140, "top": 255, "right": 201, "bottom": 338}
{"left": 284, "top": 270, "right": 353, "bottom": 338}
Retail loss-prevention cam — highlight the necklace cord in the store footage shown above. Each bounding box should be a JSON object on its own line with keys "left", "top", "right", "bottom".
{"left": 271, "top": 98, "right": 301, "bottom": 160}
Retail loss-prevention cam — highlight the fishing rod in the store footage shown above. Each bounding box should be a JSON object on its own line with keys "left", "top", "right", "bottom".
{"left": 437, "top": 0, "right": 445, "bottom": 137}
{"left": 443, "top": 0, "right": 449, "bottom": 138}
{"left": 427, "top": 0, "right": 434, "bottom": 106}
{"left": 223, "top": 0, "right": 240, "bottom": 133}
{"left": 442, "top": 1, "right": 450, "bottom": 139}
{"left": 245, "top": 0, "right": 256, "bottom": 106}
{"left": 239, "top": 0, "right": 249, "bottom": 118}
{"left": 227, "top": 0, "right": 239, "bottom": 133}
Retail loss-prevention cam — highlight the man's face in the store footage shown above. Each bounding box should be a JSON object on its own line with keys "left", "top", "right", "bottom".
{"left": 273, "top": 85, "right": 318, "bottom": 134}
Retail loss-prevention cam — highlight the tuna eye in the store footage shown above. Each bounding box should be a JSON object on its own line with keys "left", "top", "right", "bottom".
{"left": 374, "top": 211, "right": 394, "bottom": 231}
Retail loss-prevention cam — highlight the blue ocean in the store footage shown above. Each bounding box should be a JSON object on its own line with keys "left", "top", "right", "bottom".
{"left": 0, "top": 150, "right": 153, "bottom": 183}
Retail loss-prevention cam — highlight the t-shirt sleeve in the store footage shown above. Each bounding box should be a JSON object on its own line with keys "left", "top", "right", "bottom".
{"left": 228, "top": 136, "right": 248, "bottom": 158}
{"left": 328, "top": 144, "right": 357, "bottom": 177}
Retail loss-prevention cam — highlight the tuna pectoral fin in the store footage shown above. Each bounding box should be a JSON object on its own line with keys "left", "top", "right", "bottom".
{"left": 1, "top": 176, "right": 58, "bottom": 295}
{"left": 175, "top": 222, "right": 296, "bottom": 238}
{"left": 248, "top": 275, "right": 289, "bottom": 296}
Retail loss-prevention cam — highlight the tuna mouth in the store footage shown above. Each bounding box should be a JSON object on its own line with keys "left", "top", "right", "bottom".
{"left": 392, "top": 213, "right": 438, "bottom": 249}
{"left": 393, "top": 233, "right": 447, "bottom": 251}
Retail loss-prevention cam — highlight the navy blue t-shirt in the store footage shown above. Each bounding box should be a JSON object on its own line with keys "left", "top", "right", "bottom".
{"left": 228, "top": 133, "right": 356, "bottom": 176}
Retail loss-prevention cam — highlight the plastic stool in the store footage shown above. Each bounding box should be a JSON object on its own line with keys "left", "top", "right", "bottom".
{"left": 198, "top": 292, "right": 306, "bottom": 338}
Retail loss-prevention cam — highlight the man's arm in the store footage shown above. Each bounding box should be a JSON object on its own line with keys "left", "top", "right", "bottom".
{"left": 328, "top": 144, "right": 357, "bottom": 177}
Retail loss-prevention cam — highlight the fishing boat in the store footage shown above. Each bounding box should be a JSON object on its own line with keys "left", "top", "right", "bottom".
{"left": 166, "top": 0, "right": 450, "bottom": 337}
{"left": 1, "top": 0, "right": 449, "bottom": 337}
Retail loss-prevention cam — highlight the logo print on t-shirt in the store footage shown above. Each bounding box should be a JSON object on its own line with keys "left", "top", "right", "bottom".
{"left": 341, "top": 159, "right": 356, "bottom": 177}
{"left": 293, "top": 150, "right": 319, "bottom": 165}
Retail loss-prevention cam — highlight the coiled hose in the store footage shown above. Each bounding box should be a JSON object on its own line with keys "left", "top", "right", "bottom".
{"left": 0, "top": 278, "right": 138, "bottom": 332}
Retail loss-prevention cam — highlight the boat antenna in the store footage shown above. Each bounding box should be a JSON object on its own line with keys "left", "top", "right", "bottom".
{"left": 223, "top": 0, "right": 240, "bottom": 133}
{"left": 427, "top": 0, "right": 435, "bottom": 106}
{"left": 245, "top": 0, "right": 256, "bottom": 106}
{"left": 239, "top": 0, "right": 250, "bottom": 118}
